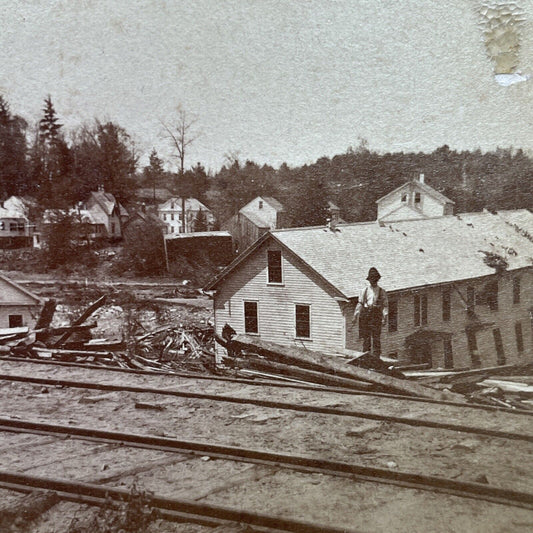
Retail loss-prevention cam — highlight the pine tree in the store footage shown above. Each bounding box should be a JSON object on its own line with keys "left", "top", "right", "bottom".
{"left": 0, "top": 96, "right": 29, "bottom": 198}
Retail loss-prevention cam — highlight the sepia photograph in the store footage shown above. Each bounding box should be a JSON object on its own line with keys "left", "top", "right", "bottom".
{"left": 0, "top": 1, "right": 532, "bottom": 532}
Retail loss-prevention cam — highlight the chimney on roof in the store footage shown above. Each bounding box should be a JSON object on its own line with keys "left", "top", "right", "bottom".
{"left": 419, "top": 173, "right": 425, "bottom": 183}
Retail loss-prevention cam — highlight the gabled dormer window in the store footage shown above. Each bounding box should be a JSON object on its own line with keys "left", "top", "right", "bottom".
{"left": 267, "top": 250, "right": 282, "bottom": 283}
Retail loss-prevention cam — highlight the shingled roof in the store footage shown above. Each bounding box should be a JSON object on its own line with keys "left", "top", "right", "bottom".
{"left": 207, "top": 209, "right": 533, "bottom": 298}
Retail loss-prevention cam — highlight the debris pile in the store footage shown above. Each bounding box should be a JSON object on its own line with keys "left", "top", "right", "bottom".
{"left": 0, "top": 296, "right": 216, "bottom": 374}
{"left": 409, "top": 364, "right": 533, "bottom": 411}
{"left": 217, "top": 332, "right": 465, "bottom": 402}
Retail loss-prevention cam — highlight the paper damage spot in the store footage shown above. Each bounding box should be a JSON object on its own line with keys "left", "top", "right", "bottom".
{"left": 478, "top": 2, "right": 529, "bottom": 84}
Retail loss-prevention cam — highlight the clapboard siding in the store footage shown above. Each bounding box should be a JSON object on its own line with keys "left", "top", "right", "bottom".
{"left": 365, "top": 269, "right": 533, "bottom": 368}
{"left": 213, "top": 233, "right": 533, "bottom": 369}
{"left": 214, "top": 239, "right": 345, "bottom": 359}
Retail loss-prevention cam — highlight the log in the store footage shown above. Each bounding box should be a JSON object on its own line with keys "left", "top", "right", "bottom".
{"left": 229, "top": 335, "right": 465, "bottom": 402}
{"left": 229, "top": 355, "right": 374, "bottom": 390}
{"left": 53, "top": 294, "right": 107, "bottom": 347}
{"left": 34, "top": 298, "right": 57, "bottom": 330}
{"left": 35, "top": 322, "right": 97, "bottom": 342}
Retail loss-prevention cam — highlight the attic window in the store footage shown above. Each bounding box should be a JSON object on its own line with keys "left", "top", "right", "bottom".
{"left": 401, "top": 193, "right": 408, "bottom": 203}
{"left": 414, "top": 192, "right": 421, "bottom": 204}
{"left": 267, "top": 250, "right": 282, "bottom": 283}
{"left": 259, "top": 201, "right": 263, "bottom": 209}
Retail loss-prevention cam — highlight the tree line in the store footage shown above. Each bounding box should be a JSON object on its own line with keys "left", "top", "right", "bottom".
{"left": 1, "top": 94, "right": 532, "bottom": 227}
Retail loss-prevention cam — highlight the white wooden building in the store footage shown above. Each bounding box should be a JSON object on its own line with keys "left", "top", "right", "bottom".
{"left": 377, "top": 174, "right": 455, "bottom": 221}
{"left": 0, "top": 274, "right": 42, "bottom": 329}
{"left": 158, "top": 197, "right": 214, "bottom": 234}
{"left": 206, "top": 209, "right": 533, "bottom": 369}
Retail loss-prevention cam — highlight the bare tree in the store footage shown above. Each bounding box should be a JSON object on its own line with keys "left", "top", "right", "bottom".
{"left": 161, "top": 110, "right": 199, "bottom": 233}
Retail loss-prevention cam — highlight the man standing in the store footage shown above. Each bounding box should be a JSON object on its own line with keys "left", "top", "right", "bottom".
{"left": 353, "top": 267, "right": 388, "bottom": 358}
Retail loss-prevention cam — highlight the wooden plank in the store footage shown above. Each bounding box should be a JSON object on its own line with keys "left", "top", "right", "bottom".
{"left": 34, "top": 299, "right": 57, "bottom": 330}
{"left": 229, "top": 355, "right": 374, "bottom": 390}
{"left": 229, "top": 334, "right": 465, "bottom": 402}
{"left": 52, "top": 295, "right": 107, "bottom": 347}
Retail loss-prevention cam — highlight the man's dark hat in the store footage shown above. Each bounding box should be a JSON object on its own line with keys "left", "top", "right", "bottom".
{"left": 366, "top": 267, "right": 381, "bottom": 281}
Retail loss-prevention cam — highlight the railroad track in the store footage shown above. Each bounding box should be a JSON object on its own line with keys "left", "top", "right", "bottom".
{"left": 1, "top": 355, "right": 532, "bottom": 416}
{"left": 1, "top": 372, "right": 533, "bottom": 443}
{"left": 2, "top": 416, "right": 533, "bottom": 511}
{"left": 0, "top": 471, "right": 356, "bottom": 533}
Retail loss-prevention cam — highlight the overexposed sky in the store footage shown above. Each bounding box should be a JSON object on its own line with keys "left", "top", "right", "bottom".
{"left": 1, "top": 0, "right": 533, "bottom": 171}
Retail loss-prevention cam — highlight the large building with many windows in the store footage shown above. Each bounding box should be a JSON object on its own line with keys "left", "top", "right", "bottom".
{"left": 206, "top": 209, "right": 533, "bottom": 369}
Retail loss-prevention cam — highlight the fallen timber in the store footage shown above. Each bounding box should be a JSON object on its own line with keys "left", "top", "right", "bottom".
{"left": 2, "top": 373, "right": 533, "bottom": 440}
{"left": 229, "top": 335, "right": 465, "bottom": 402}
{"left": 228, "top": 355, "right": 374, "bottom": 390}
{"left": 1, "top": 419, "right": 533, "bottom": 509}
{"left": 0, "top": 472, "right": 358, "bottom": 533}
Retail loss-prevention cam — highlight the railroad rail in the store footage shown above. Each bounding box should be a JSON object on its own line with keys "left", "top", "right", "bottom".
{"left": 2, "top": 373, "right": 533, "bottom": 442}
{"left": 0, "top": 471, "right": 357, "bottom": 533}
{"left": 1, "top": 417, "right": 533, "bottom": 510}
{"left": 1, "top": 355, "right": 532, "bottom": 416}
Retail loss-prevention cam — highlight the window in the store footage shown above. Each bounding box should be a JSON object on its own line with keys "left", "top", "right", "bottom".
{"left": 388, "top": 298, "right": 398, "bottom": 332}
{"left": 259, "top": 200, "right": 263, "bottom": 209}
{"left": 414, "top": 192, "right": 421, "bottom": 204}
{"left": 513, "top": 277, "right": 521, "bottom": 305}
{"left": 111, "top": 223, "right": 116, "bottom": 235}
{"left": 0, "top": 221, "right": 4, "bottom": 230}
{"left": 414, "top": 294, "right": 427, "bottom": 326}
{"left": 295, "top": 304, "right": 310, "bottom": 338}
{"left": 267, "top": 250, "right": 282, "bottom": 283}
{"left": 171, "top": 213, "right": 174, "bottom": 221}
{"left": 485, "top": 280, "right": 498, "bottom": 311}
{"left": 466, "top": 286, "right": 475, "bottom": 314}
{"left": 9, "top": 315, "right": 23, "bottom": 328}
{"left": 466, "top": 329, "right": 480, "bottom": 368}
{"left": 515, "top": 322, "right": 524, "bottom": 354}
{"left": 493, "top": 328, "right": 505, "bottom": 365}
{"left": 401, "top": 193, "right": 408, "bottom": 203}
{"left": 244, "top": 301, "right": 258, "bottom": 334}
{"left": 443, "top": 338, "right": 453, "bottom": 369}
{"left": 10, "top": 223, "right": 17, "bottom": 231}
{"left": 442, "top": 287, "right": 451, "bottom": 322}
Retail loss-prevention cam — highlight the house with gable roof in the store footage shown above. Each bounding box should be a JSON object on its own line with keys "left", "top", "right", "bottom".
{"left": 222, "top": 196, "right": 288, "bottom": 253}
{"left": 206, "top": 209, "right": 533, "bottom": 370}
{"left": 377, "top": 174, "right": 455, "bottom": 221}
{"left": 86, "top": 188, "right": 129, "bottom": 240}
{"left": 0, "top": 273, "right": 42, "bottom": 328}
{"left": 157, "top": 197, "right": 214, "bottom": 234}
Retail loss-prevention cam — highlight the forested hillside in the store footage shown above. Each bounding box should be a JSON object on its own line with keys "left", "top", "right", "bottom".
{"left": 1, "top": 94, "right": 531, "bottom": 227}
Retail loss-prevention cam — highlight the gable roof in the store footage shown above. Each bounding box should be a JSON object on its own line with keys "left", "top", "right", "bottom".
{"left": 88, "top": 191, "right": 128, "bottom": 218}
{"left": 240, "top": 210, "right": 271, "bottom": 229}
{"left": 0, "top": 273, "right": 42, "bottom": 305}
{"left": 159, "top": 197, "right": 211, "bottom": 212}
{"left": 262, "top": 197, "right": 285, "bottom": 211}
{"left": 207, "top": 209, "right": 533, "bottom": 298}
{"left": 377, "top": 180, "right": 455, "bottom": 206}
{"left": 378, "top": 203, "right": 428, "bottom": 221}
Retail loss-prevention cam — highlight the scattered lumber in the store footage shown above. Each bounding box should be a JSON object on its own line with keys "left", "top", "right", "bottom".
{"left": 478, "top": 379, "right": 533, "bottom": 398}
{"left": 52, "top": 294, "right": 107, "bottom": 347}
{"left": 34, "top": 298, "right": 57, "bottom": 329}
{"left": 228, "top": 355, "right": 374, "bottom": 390}
{"left": 228, "top": 334, "right": 465, "bottom": 402}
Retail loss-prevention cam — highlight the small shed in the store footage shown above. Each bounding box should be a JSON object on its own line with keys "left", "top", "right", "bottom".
{"left": 0, "top": 274, "right": 42, "bottom": 329}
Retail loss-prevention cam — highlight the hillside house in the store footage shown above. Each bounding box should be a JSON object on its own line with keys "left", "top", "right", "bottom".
{"left": 0, "top": 274, "right": 42, "bottom": 329}
{"left": 377, "top": 174, "right": 455, "bottom": 221}
{"left": 0, "top": 207, "right": 33, "bottom": 249}
{"left": 206, "top": 209, "right": 533, "bottom": 370}
{"left": 222, "top": 196, "right": 287, "bottom": 253}
{"left": 86, "top": 189, "right": 129, "bottom": 240}
{"left": 158, "top": 197, "right": 214, "bottom": 234}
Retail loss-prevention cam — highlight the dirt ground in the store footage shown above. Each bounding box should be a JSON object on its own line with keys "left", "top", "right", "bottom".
{"left": 1, "top": 271, "right": 533, "bottom": 532}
